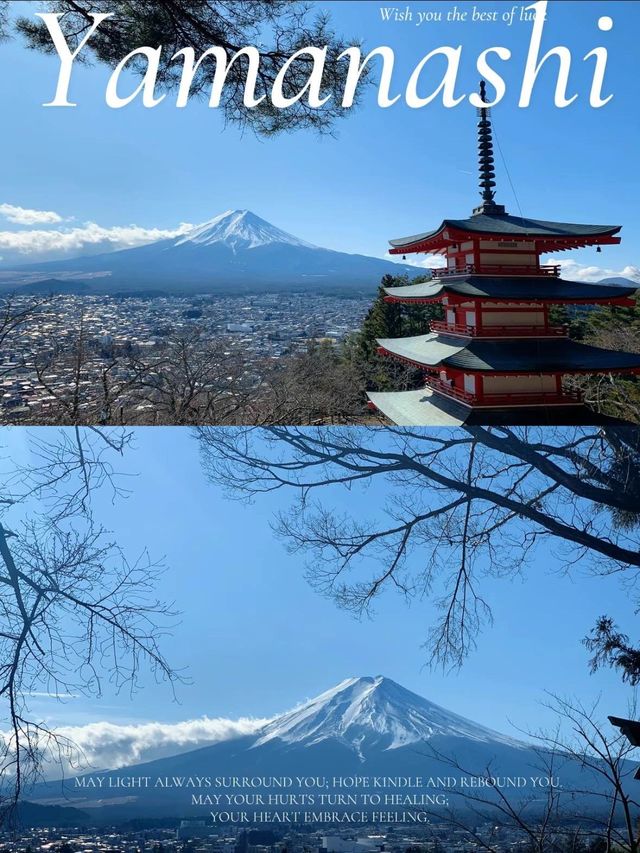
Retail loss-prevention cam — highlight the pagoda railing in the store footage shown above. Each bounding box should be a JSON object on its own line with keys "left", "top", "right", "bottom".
{"left": 424, "top": 376, "right": 583, "bottom": 406}
{"left": 430, "top": 265, "right": 471, "bottom": 277}
{"left": 424, "top": 377, "right": 475, "bottom": 404}
{"left": 431, "top": 264, "right": 561, "bottom": 278}
{"left": 430, "top": 320, "right": 568, "bottom": 338}
{"left": 481, "top": 389, "right": 583, "bottom": 406}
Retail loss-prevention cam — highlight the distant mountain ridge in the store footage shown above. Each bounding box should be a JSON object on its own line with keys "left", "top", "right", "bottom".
{"left": 4, "top": 211, "right": 418, "bottom": 294}
{"left": 598, "top": 276, "right": 640, "bottom": 287}
{"left": 16, "top": 277, "right": 93, "bottom": 295}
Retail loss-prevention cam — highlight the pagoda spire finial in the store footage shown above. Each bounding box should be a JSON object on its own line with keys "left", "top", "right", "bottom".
{"left": 473, "top": 80, "right": 506, "bottom": 216}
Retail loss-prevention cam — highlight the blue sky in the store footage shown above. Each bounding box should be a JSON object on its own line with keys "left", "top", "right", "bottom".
{"left": 3, "top": 427, "right": 637, "bottom": 769}
{"left": 0, "top": 0, "right": 638, "bottom": 281}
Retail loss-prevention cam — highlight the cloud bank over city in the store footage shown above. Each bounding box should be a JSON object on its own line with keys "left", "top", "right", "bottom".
{"left": 10, "top": 715, "right": 272, "bottom": 777}
{"left": 0, "top": 202, "right": 195, "bottom": 263}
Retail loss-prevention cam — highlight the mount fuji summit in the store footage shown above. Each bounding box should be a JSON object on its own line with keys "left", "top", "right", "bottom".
{"left": 252, "top": 676, "right": 524, "bottom": 753}
{"left": 174, "top": 210, "right": 318, "bottom": 252}
{"left": 8, "top": 211, "right": 419, "bottom": 294}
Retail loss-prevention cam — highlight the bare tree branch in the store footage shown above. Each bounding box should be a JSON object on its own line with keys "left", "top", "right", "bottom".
{"left": 199, "top": 426, "right": 640, "bottom": 671}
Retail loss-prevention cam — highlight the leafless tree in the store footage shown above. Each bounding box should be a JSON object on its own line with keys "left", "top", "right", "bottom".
{"left": 28, "top": 313, "right": 144, "bottom": 425}
{"left": 125, "top": 329, "right": 260, "bottom": 424}
{"left": 23, "top": 323, "right": 369, "bottom": 426}
{"left": 566, "top": 321, "right": 640, "bottom": 425}
{"left": 420, "top": 696, "right": 640, "bottom": 853}
{"left": 0, "top": 296, "right": 53, "bottom": 398}
{"left": 421, "top": 747, "right": 569, "bottom": 852}
{"left": 0, "top": 296, "right": 50, "bottom": 358}
{"left": 0, "top": 427, "right": 179, "bottom": 824}
{"left": 254, "top": 342, "right": 366, "bottom": 425}
{"left": 25, "top": 323, "right": 261, "bottom": 425}
{"left": 198, "top": 426, "right": 640, "bottom": 673}
{"left": 0, "top": 295, "right": 60, "bottom": 423}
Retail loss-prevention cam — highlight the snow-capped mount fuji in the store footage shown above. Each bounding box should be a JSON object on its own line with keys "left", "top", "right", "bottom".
{"left": 32, "top": 677, "right": 532, "bottom": 812}
{"left": 31, "top": 676, "right": 622, "bottom": 820}
{"left": 254, "top": 676, "right": 523, "bottom": 753}
{"left": 7, "top": 210, "right": 418, "bottom": 293}
{"left": 175, "top": 210, "right": 317, "bottom": 252}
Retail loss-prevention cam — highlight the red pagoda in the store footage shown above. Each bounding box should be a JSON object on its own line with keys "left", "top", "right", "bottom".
{"left": 368, "top": 82, "right": 640, "bottom": 426}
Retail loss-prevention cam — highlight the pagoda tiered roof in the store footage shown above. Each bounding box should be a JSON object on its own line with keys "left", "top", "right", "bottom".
{"left": 388, "top": 214, "right": 621, "bottom": 255}
{"left": 368, "top": 389, "right": 465, "bottom": 426}
{"left": 383, "top": 276, "right": 638, "bottom": 304}
{"left": 377, "top": 334, "right": 640, "bottom": 374}
{"left": 367, "top": 81, "right": 637, "bottom": 427}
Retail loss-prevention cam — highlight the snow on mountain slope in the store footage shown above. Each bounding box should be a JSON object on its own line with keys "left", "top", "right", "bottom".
{"left": 174, "top": 210, "right": 318, "bottom": 252}
{"left": 254, "top": 676, "right": 525, "bottom": 752}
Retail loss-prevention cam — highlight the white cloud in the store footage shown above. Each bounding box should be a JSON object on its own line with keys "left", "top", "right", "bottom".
{"left": 552, "top": 258, "right": 640, "bottom": 283}
{"left": 0, "top": 203, "right": 64, "bottom": 226}
{"left": 386, "top": 253, "right": 640, "bottom": 283}
{"left": 0, "top": 221, "right": 195, "bottom": 257}
{"left": 2, "top": 715, "right": 271, "bottom": 778}
{"left": 27, "top": 691, "right": 79, "bottom": 699}
{"left": 385, "top": 252, "right": 446, "bottom": 270}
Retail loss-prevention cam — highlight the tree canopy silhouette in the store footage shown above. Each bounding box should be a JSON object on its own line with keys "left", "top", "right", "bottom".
{"left": 12, "top": 0, "right": 363, "bottom": 135}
